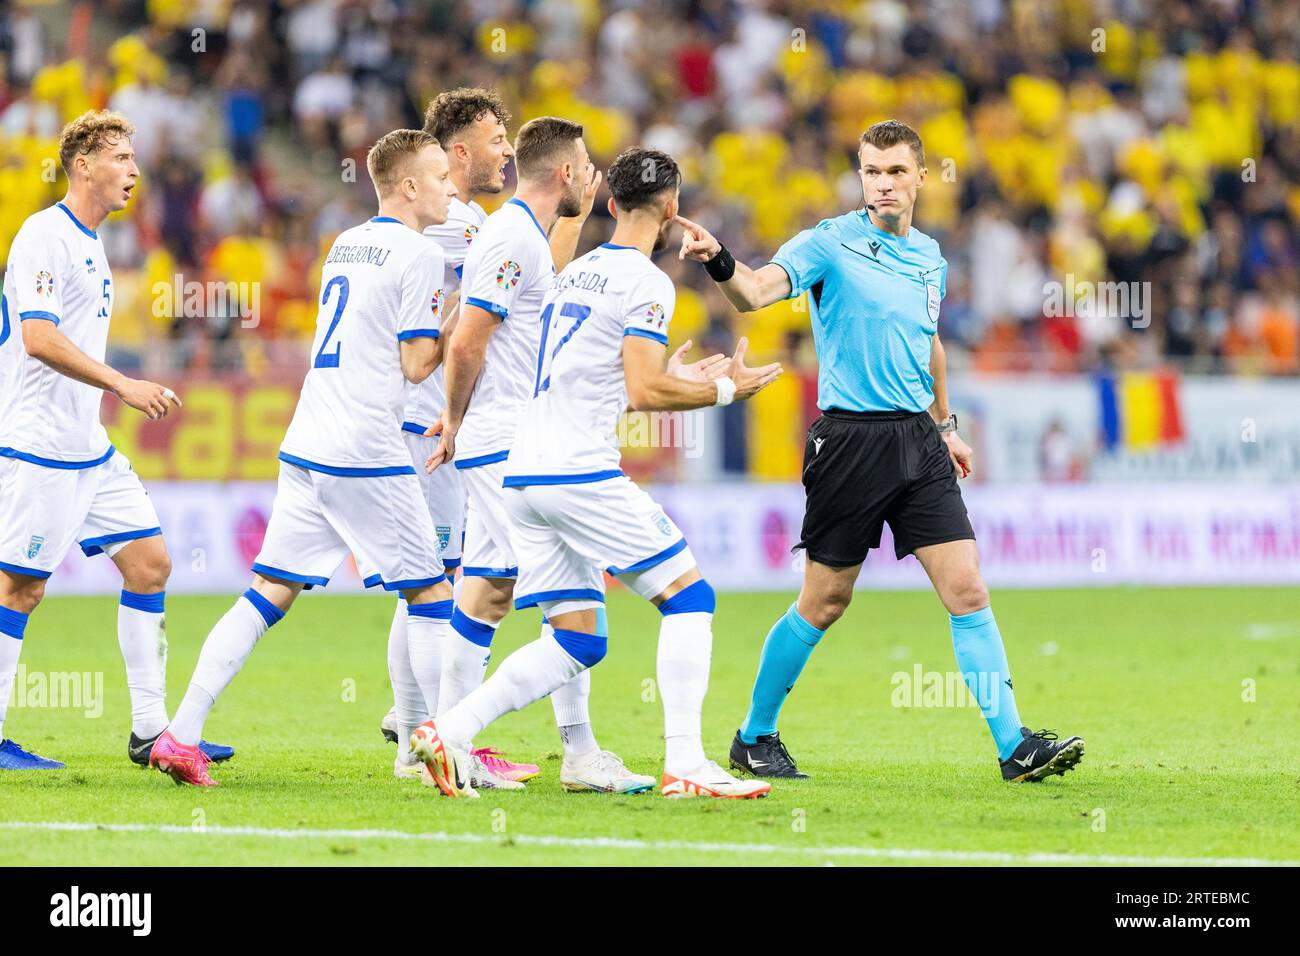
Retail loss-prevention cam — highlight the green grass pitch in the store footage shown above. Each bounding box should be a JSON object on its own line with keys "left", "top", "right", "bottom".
{"left": 1, "top": 587, "right": 1297, "bottom": 866}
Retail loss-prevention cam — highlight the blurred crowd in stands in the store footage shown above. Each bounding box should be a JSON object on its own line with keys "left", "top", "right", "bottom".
{"left": 1, "top": 0, "right": 1297, "bottom": 381}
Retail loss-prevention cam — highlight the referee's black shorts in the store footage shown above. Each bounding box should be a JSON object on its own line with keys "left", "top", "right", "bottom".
{"left": 795, "top": 409, "right": 975, "bottom": 567}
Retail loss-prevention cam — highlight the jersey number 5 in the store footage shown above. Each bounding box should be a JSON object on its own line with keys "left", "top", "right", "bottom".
{"left": 314, "top": 275, "right": 350, "bottom": 368}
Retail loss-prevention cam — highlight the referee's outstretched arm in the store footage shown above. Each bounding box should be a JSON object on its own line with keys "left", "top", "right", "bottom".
{"left": 675, "top": 215, "right": 792, "bottom": 313}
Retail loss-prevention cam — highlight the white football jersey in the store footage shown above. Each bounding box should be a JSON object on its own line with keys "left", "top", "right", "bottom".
{"left": 405, "top": 196, "right": 486, "bottom": 431}
{"left": 504, "top": 242, "right": 675, "bottom": 481}
{"left": 0, "top": 203, "right": 115, "bottom": 466}
{"left": 455, "top": 197, "right": 554, "bottom": 463}
{"left": 279, "top": 216, "right": 445, "bottom": 474}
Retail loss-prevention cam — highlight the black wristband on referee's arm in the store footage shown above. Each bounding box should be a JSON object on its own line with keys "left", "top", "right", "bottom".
{"left": 703, "top": 244, "right": 736, "bottom": 283}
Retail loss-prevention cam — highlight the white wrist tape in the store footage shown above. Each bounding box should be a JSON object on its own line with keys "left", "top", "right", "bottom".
{"left": 713, "top": 376, "right": 736, "bottom": 406}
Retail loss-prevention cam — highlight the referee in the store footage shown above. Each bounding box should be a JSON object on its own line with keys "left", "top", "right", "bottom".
{"left": 677, "top": 120, "right": 1084, "bottom": 783}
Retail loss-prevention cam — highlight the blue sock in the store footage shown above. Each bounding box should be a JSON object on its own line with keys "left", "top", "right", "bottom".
{"left": 950, "top": 606, "right": 1023, "bottom": 759}
{"left": 738, "top": 603, "right": 825, "bottom": 743}
{"left": 0, "top": 606, "right": 28, "bottom": 641}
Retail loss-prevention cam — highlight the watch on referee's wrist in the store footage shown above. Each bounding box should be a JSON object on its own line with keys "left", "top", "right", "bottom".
{"left": 936, "top": 413, "right": 958, "bottom": 435}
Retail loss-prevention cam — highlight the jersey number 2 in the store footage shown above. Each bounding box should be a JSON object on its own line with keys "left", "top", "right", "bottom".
{"left": 314, "top": 275, "right": 349, "bottom": 369}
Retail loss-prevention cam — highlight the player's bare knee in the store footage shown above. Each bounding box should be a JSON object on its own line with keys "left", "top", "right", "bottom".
{"left": 1, "top": 576, "right": 46, "bottom": 615}
{"left": 407, "top": 578, "right": 452, "bottom": 606}
{"left": 944, "top": 574, "right": 989, "bottom": 616}
{"left": 655, "top": 577, "right": 715, "bottom": 615}
{"left": 805, "top": 592, "right": 850, "bottom": 630}
{"left": 654, "top": 567, "right": 704, "bottom": 607}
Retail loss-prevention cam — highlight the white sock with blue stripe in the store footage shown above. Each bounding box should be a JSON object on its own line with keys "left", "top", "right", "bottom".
{"left": 406, "top": 600, "right": 453, "bottom": 739}
{"left": 549, "top": 608, "right": 605, "bottom": 759}
{"left": 657, "top": 581, "right": 716, "bottom": 775}
{"left": 0, "top": 607, "right": 28, "bottom": 741}
{"left": 387, "top": 600, "right": 425, "bottom": 763}
{"left": 170, "top": 588, "right": 284, "bottom": 746}
{"left": 118, "top": 590, "right": 169, "bottom": 739}
{"left": 438, "top": 607, "right": 495, "bottom": 717}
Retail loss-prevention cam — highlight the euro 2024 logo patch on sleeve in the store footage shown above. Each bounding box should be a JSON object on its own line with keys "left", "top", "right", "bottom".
{"left": 430, "top": 288, "right": 442, "bottom": 319}
{"left": 464, "top": 224, "right": 478, "bottom": 245}
{"left": 495, "top": 260, "right": 521, "bottom": 289}
{"left": 35, "top": 271, "right": 54, "bottom": 297}
{"left": 643, "top": 302, "right": 666, "bottom": 331}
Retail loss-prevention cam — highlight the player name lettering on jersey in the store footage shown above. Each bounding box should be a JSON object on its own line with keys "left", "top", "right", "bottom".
{"left": 552, "top": 269, "right": 610, "bottom": 295}
{"left": 323, "top": 243, "right": 394, "bottom": 266}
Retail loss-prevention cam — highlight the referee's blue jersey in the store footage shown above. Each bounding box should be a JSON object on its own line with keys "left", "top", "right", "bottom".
{"left": 770, "top": 209, "right": 947, "bottom": 413}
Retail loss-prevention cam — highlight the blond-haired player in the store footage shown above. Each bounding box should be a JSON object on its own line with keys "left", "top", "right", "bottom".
{"left": 0, "top": 110, "right": 234, "bottom": 771}
{"left": 149, "top": 129, "right": 458, "bottom": 786}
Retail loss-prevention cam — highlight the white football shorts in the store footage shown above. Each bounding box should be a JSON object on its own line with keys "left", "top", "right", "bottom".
{"left": 402, "top": 428, "right": 464, "bottom": 571}
{"left": 503, "top": 475, "right": 696, "bottom": 610}
{"left": 253, "top": 460, "right": 444, "bottom": 590}
{"left": 0, "top": 450, "right": 162, "bottom": 579}
{"left": 458, "top": 457, "right": 516, "bottom": 578}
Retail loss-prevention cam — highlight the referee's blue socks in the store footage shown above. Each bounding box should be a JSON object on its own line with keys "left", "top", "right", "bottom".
{"left": 738, "top": 603, "right": 825, "bottom": 743}
{"left": 950, "top": 606, "right": 1023, "bottom": 760}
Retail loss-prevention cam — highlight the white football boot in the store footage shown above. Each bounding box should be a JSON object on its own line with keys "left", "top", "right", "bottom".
{"left": 467, "top": 752, "right": 526, "bottom": 791}
{"left": 393, "top": 755, "right": 424, "bottom": 781}
{"left": 561, "top": 750, "right": 656, "bottom": 794}
{"left": 660, "top": 759, "right": 772, "bottom": 799}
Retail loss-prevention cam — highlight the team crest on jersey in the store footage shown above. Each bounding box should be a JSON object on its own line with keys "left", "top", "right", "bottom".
{"left": 495, "top": 260, "right": 522, "bottom": 289}
{"left": 34, "top": 271, "right": 54, "bottom": 297}
{"left": 435, "top": 525, "right": 451, "bottom": 554}
{"left": 430, "top": 288, "right": 442, "bottom": 318}
{"left": 643, "top": 303, "right": 666, "bottom": 330}
{"left": 26, "top": 535, "right": 45, "bottom": 560}
{"left": 464, "top": 224, "right": 478, "bottom": 244}
{"left": 926, "top": 283, "right": 941, "bottom": 325}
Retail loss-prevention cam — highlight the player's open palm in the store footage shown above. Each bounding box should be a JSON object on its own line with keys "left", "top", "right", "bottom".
{"left": 674, "top": 215, "right": 721, "bottom": 263}
{"left": 116, "top": 378, "right": 181, "bottom": 420}
{"left": 728, "top": 337, "right": 783, "bottom": 400}
{"left": 667, "top": 339, "right": 727, "bottom": 382}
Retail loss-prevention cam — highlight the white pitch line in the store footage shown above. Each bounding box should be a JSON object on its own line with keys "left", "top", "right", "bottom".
{"left": 1, "top": 820, "right": 1294, "bottom": 867}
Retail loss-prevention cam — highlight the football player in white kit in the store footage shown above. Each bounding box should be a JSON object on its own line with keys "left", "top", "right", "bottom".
{"left": 0, "top": 110, "right": 233, "bottom": 771}
{"left": 381, "top": 91, "right": 604, "bottom": 787}
{"left": 148, "top": 129, "right": 458, "bottom": 787}
{"left": 414, "top": 148, "right": 783, "bottom": 799}
{"left": 426, "top": 117, "right": 655, "bottom": 794}
{"left": 381, "top": 89, "right": 527, "bottom": 787}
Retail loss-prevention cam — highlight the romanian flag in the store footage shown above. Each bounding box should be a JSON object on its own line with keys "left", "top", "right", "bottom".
{"left": 1097, "top": 370, "right": 1185, "bottom": 451}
